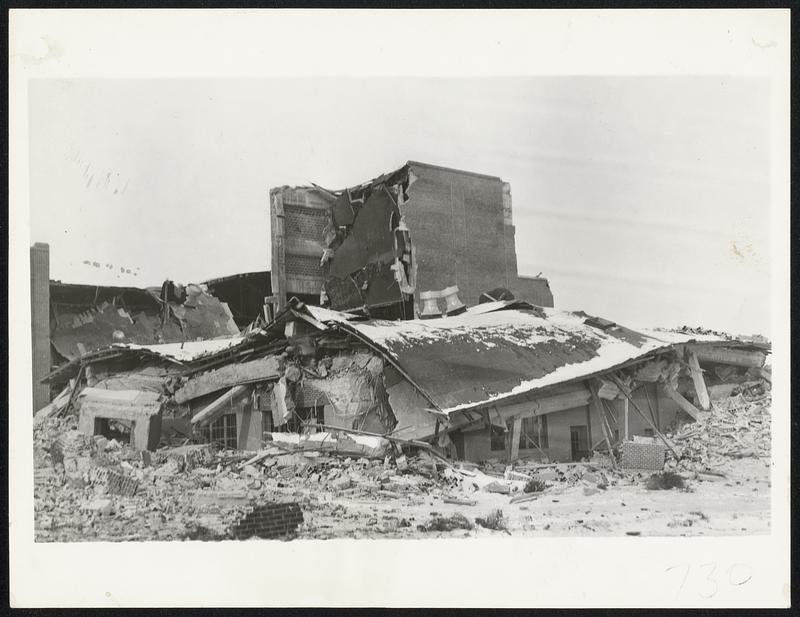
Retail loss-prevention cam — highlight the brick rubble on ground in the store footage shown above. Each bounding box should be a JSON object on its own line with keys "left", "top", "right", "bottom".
{"left": 32, "top": 378, "right": 771, "bottom": 540}
{"left": 665, "top": 380, "right": 771, "bottom": 473}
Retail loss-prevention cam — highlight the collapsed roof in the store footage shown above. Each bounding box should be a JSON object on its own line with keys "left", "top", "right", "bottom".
{"left": 48, "top": 280, "right": 241, "bottom": 362}
{"left": 302, "top": 301, "right": 768, "bottom": 416}
{"left": 42, "top": 296, "right": 770, "bottom": 451}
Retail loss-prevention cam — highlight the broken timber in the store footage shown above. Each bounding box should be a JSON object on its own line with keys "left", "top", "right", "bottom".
{"left": 688, "top": 345, "right": 766, "bottom": 369}
{"left": 589, "top": 381, "right": 618, "bottom": 469}
{"left": 509, "top": 417, "right": 522, "bottom": 461}
{"left": 609, "top": 374, "right": 679, "bottom": 458}
{"left": 660, "top": 382, "right": 701, "bottom": 421}
{"left": 190, "top": 384, "right": 250, "bottom": 425}
{"left": 685, "top": 350, "right": 711, "bottom": 411}
{"left": 496, "top": 386, "right": 592, "bottom": 423}
{"left": 304, "top": 422, "right": 453, "bottom": 465}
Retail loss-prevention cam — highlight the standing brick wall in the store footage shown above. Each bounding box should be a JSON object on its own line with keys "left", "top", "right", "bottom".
{"left": 269, "top": 162, "right": 555, "bottom": 314}
{"left": 405, "top": 165, "right": 511, "bottom": 307}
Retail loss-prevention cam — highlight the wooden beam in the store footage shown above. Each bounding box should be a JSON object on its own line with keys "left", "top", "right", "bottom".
{"left": 191, "top": 384, "right": 250, "bottom": 425}
{"left": 509, "top": 417, "right": 522, "bottom": 462}
{"left": 521, "top": 428, "right": 549, "bottom": 460}
{"left": 497, "top": 386, "right": 591, "bottom": 423}
{"left": 269, "top": 190, "right": 288, "bottom": 312}
{"left": 589, "top": 382, "right": 617, "bottom": 469}
{"left": 686, "top": 350, "right": 711, "bottom": 411}
{"left": 306, "top": 422, "right": 452, "bottom": 464}
{"left": 688, "top": 345, "right": 767, "bottom": 369}
{"left": 600, "top": 399, "right": 617, "bottom": 446}
{"left": 585, "top": 405, "right": 593, "bottom": 453}
{"left": 622, "top": 398, "right": 629, "bottom": 441}
{"left": 660, "top": 382, "right": 700, "bottom": 421}
{"left": 610, "top": 374, "right": 679, "bottom": 458}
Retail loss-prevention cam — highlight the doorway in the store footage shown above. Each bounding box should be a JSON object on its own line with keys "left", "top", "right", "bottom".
{"left": 570, "top": 425, "right": 590, "bottom": 461}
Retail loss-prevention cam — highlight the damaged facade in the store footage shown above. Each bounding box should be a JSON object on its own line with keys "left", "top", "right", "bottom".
{"left": 270, "top": 161, "right": 554, "bottom": 320}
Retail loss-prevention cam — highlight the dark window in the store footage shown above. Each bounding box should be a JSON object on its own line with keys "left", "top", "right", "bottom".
{"left": 94, "top": 417, "right": 133, "bottom": 445}
{"left": 205, "top": 413, "right": 237, "bottom": 449}
{"left": 519, "top": 415, "right": 549, "bottom": 449}
{"left": 490, "top": 425, "right": 506, "bottom": 451}
{"left": 282, "top": 406, "right": 325, "bottom": 433}
{"left": 570, "top": 425, "right": 590, "bottom": 462}
{"left": 644, "top": 428, "right": 655, "bottom": 437}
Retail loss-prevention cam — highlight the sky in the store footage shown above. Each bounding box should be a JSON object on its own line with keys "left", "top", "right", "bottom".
{"left": 28, "top": 77, "right": 771, "bottom": 336}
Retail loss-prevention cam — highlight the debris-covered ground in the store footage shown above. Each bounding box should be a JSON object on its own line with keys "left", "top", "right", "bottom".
{"left": 33, "top": 380, "right": 771, "bottom": 541}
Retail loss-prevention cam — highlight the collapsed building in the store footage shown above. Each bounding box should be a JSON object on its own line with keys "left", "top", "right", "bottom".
{"left": 36, "top": 296, "right": 770, "bottom": 466}
{"left": 31, "top": 161, "right": 770, "bottom": 467}
{"left": 30, "top": 161, "right": 774, "bottom": 542}
{"left": 30, "top": 243, "right": 241, "bottom": 412}
{"left": 31, "top": 161, "right": 551, "bottom": 409}
{"left": 269, "top": 161, "right": 554, "bottom": 319}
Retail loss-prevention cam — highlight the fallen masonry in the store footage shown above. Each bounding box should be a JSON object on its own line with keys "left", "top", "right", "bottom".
{"left": 33, "top": 372, "right": 771, "bottom": 540}
{"left": 32, "top": 288, "right": 772, "bottom": 540}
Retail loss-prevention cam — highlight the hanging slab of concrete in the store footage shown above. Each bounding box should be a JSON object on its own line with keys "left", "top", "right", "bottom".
{"left": 174, "top": 355, "right": 281, "bottom": 404}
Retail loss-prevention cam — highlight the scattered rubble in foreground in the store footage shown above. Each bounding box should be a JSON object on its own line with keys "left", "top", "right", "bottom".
{"left": 33, "top": 377, "right": 772, "bottom": 541}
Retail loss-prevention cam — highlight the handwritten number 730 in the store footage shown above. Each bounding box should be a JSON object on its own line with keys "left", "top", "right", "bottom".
{"left": 666, "top": 563, "right": 752, "bottom": 599}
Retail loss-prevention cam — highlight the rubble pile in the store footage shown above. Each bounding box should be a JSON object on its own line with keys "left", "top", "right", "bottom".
{"left": 33, "top": 375, "right": 773, "bottom": 540}
{"left": 513, "top": 461, "right": 616, "bottom": 489}
{"left": 33, "top": 416, "right": 300, "bottom": 542}
{"left": 665, "top": 379, "right": 771, "bottom": 473}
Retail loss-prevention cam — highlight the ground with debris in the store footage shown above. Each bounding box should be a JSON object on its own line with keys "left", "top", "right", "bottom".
{"left": 33, "top": 381, "right": 770, "bottom": 541}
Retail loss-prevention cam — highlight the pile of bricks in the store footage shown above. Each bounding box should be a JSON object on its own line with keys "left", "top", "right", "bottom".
{"left": 154, "top": 443, "right": 216, "bottom": 470}
{"left": 89, "top": 467, "right": 140, "bottom": 497}
{"left": 34, "top": 465, "right": 60, "bottom": 490}
{"left": 230, "top": 502, "right": 304, "bottom": 540}
{"left": 620, "top": 441, "right": 667, "bottom": 471}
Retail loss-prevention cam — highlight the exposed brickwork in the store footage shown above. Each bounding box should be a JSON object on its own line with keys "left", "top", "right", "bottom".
{"left": 270, "top": 162, "right": 555, "bottom": 314}
{"left": 621, "top": 441, "right": 667, "bottom": 471}
{"left": 406, "top": 166, "right": 510, "bottom": 306}
{"left": 89, "top": 467, "right": 140, "bottom": 497}
{"left": 230, "top": 502, "right": 304, "bottom": 540}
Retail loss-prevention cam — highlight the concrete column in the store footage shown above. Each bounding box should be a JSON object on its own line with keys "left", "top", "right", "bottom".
{"left": 30, "top": 242, "right": 50, "bottom": 412}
